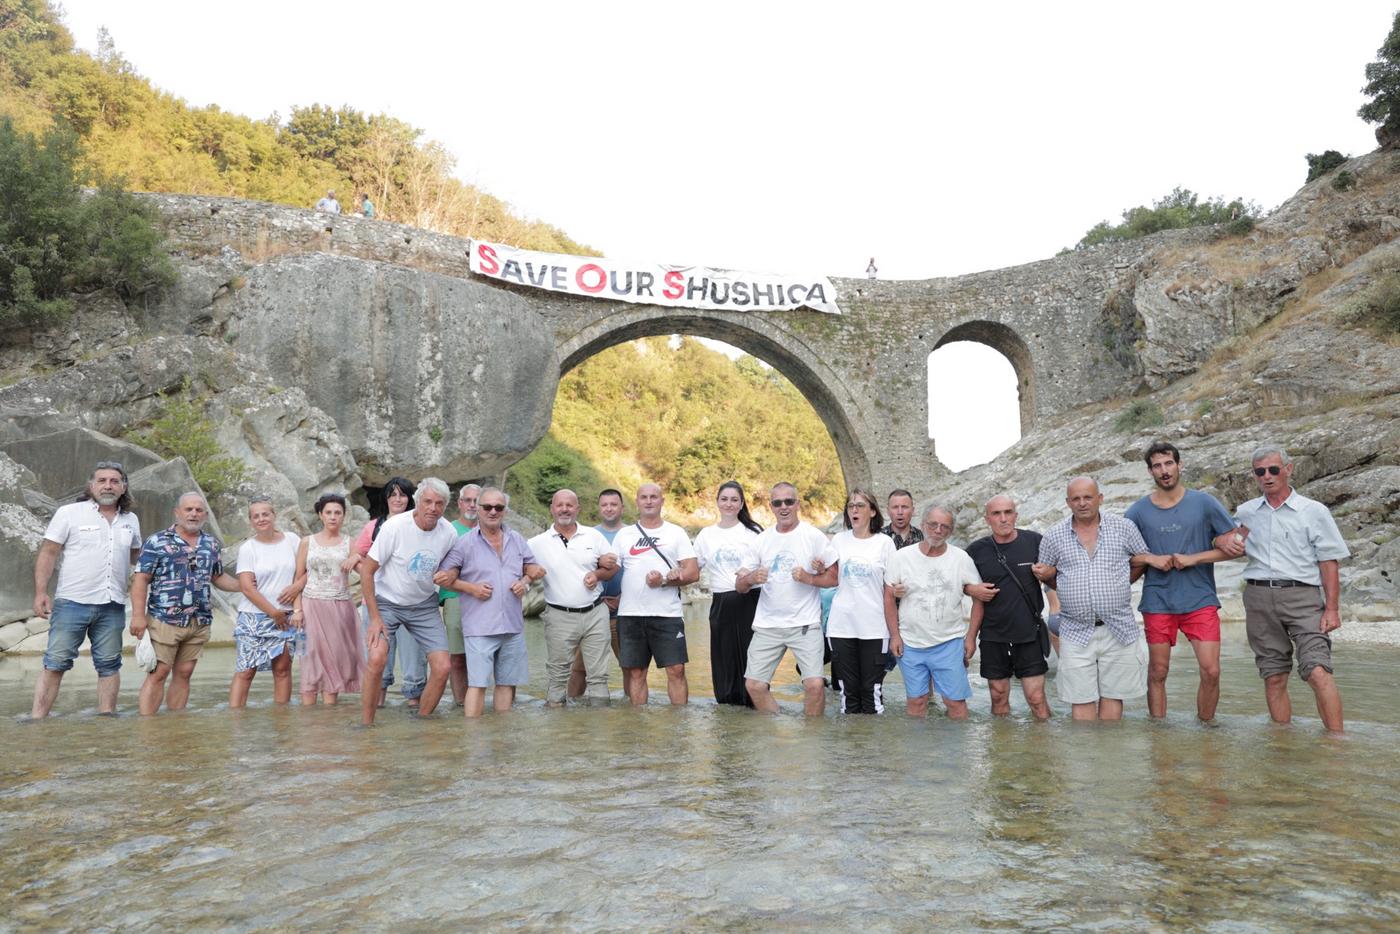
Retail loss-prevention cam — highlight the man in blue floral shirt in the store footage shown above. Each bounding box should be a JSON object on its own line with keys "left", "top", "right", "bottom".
{"left": 130, "top": 493, "right": 241, "bottom": 715}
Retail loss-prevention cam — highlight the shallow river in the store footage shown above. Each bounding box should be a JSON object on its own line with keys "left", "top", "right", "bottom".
{"left": 3, "top": 608, "right": 1399, "bottom": 931}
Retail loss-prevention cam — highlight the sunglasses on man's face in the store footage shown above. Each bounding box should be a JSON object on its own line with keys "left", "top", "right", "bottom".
{"left": 479, "top": 503, "right": 506, "bottom": 513}
{"left": 1253, "top": 466, "right": 1283, "bottom": 477}
{"left": 770, "top": 498, "right": 797, "bottom": 508}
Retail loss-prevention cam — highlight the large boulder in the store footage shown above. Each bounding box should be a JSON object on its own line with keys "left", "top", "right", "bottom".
{"left": 0, "top": 502, "right": 47, "bottom": 625}
{"left": 127, "top": 457, "right": 223, "bottom": 543}
{"left": 0, "top": 426, "right": 162, "bottom": 500}
{"left": 217, "top": 252, "right": 558, "bottom": 485}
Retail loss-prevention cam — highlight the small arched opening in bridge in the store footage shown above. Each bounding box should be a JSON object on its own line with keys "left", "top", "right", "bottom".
{"left": 508, "top": 314, "right": 868, "bottom": 527}
{"left": 928, "top": 320, "right": 1035, "bottom": 472}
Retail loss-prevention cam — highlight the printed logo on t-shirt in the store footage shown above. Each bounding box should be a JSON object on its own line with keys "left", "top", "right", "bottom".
{"left": 711, "top": 545, "right": 748, "bottom": 574}
{"left": 406, "top": 550, "right": 438, "bottom": 580}
{"left": 1157, "top": 522, "right": 1184, "bottom": 534}
{"left": 769, "top": 551, "right": 797, "bottom": 574}
{"left": 841, "top": 559, "right": 876, "bottom": 583}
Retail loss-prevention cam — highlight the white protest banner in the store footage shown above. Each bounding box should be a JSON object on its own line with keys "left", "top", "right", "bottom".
{"left": 468, "top": 241, "right": 842, "bottom": 315}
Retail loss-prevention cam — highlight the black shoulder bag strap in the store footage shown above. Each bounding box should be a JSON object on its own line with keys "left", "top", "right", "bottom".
{"left": 635, "top": 522, "right": 674, "bottom": 570}
{"left": 991, "top": 539, "right": 1051, "bottom": 659}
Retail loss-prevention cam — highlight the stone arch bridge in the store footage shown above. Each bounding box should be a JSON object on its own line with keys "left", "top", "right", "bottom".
{"left": 142, "top": 195, "right": 1148, "bottom": 496}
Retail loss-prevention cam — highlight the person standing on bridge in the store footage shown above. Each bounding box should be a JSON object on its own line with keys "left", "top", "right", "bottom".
{"left": 315, "top": 190, "right": 341, "bottom": 214}
{"left": 613, "top": 483, "right": 699, "bottom": 706}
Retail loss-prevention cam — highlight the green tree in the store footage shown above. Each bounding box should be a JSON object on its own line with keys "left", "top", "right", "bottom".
{"left": 0, "top": 117, "right": 173, "bottom": 326}
{"left": 1073, "top": 188, "right": 1260, "bottom": 250}
{"left": 1359, "top": 11, "right": 1400, "bottom": 149}
{"left": 1305, "top": 150, "right": 1348, "bottom": 183}
{"left": 130, "top": 382, "right": 248, "bottom": 497}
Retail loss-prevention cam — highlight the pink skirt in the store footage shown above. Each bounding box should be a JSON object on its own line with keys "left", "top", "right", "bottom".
{"left": 300, "top": 596, "right": 363, "bottom": 695}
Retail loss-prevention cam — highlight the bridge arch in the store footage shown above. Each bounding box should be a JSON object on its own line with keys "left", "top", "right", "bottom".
{"left": 931, "top": 319, "right": 1036, "bottom": 435}
{"left": 556, "top": 309, "right": 872, "bottom": 492}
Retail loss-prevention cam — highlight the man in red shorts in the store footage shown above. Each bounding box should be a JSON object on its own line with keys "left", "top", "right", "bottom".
{"left": 1125, "top": 441, "right": 1239, "bottom": 722}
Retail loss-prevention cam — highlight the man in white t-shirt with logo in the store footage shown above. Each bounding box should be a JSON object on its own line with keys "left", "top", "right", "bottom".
{"left": 360, "top": 478, "right": 460, "bottom": 726}
{"left": 529, "top": 489, "right": 619, "bottom": 706}
{"left": 612, "top": 483, "right": 699, "bottom": 706}
{"left": 30, "top": 461, "right": 142, "bottom": 718}
{"left": 737, "top": 482, "right": 839, "bottom": 716}
{"left": 884, "top": 503, "right": 981, "bottom": 719}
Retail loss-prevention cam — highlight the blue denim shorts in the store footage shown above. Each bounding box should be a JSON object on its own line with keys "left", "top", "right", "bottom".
{"left": 43, "top": 599, "right": 126, "bottom": 676}
{"left": 898, "top": 637, "right": 971, "bottom": 701}
{"left": 465, "top": 632, "right": 529, "bottom": 687}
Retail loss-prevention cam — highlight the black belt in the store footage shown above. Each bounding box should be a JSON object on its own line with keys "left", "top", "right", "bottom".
{"left": 546, "top": 598, "right": 604, "bottom": 613}
{"left": 1246, "top": 579, "right": 1313, "bottom": 588}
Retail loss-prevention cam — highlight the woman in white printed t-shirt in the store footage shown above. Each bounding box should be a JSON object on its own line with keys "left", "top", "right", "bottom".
{"left": 826, "top": 488, "right": 898, "bottom": 714}
{"left": 694, "top": 481, "right": 763, "bottom": 707}
{"left": 229, "top": 497, "right": 303, "bottom": 707}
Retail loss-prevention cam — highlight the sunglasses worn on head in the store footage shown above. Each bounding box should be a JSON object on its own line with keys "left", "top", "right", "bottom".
{"left": 770, "top": 498, "right": 797, "bottom": 508}
{"left": 479, "top": 503, "right": 506, "bottom": 513}
{"left": 1253, "top": 466, "right": 1283, "bottom": 477}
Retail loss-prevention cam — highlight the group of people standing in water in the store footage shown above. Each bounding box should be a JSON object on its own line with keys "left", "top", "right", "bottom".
{"left": 28, "top": 439, "right": 1351, "bottom": 732}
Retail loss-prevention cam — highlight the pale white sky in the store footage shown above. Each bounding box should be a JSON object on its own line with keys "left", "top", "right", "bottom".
{"left": 58, "top": 1, "right": 1394, "bottom": 470}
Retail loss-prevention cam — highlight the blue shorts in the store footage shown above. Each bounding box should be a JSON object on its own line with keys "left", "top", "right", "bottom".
{"left": 898, "top": 638, "right": 971, "bottom": 701}
{"left": 465, "top": 632, "right": 529, "bottom": 687}
{"left": 43, "top": 599, "right": 125, "bottom": 677}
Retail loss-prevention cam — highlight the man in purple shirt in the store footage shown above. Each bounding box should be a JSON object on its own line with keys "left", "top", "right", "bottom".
{"left": 436, "top": 488, "right": 544, "bottom": 717}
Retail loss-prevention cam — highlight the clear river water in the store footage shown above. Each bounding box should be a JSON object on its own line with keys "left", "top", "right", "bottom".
{"left": 2, "top": 607, "right": 1398, "bottom": 931}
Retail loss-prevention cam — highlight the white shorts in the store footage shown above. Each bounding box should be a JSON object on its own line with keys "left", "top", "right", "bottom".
{"left": 745, "top": 625, "right": 825, "bottom": 685}
{"left": 1056, "top": 626, "right": 1147, "bottom": 704}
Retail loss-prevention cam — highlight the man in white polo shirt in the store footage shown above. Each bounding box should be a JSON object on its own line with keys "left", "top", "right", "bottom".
{"left": 30, "top": 461, "right": 142, "bottom": 718}
{"left": 529, "top": 489, "right": 619, "bottom": 706}
{"left": 738, "top": 482, "right": 839, "bottom": 716}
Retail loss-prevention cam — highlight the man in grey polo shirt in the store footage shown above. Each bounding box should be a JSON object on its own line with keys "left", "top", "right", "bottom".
{"left": 30, "top": 462, "right": 142, "bottom": 718}
{"left": 529, "top": 489, "right": 618, "bottom": 706}
{"left": 1227, "top": 445, "right": 1349, "bottom": 733}
{"left": 361, "top": 478, "right": 459, "bottom": 726}
{"left": 1034, "top": 476, "right": 1168, "bottom": 721}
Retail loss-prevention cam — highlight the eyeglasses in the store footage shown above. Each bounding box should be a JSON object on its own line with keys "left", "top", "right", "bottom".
{"left": 1253, "top": 466, "right": 1283, "bottom": 477}
{"left": 846, "top": 502, "right": 870, "bottom": 510}
{"left": 479, "top": 503, "right": 506, "bottom": 513}
{"left": 95, "top": 460, "right": 125, "bottom": 472}
{"left": 770, "top": 498, "right": 797, "bottom": 508}
{"left": 923, "top": 522, "right": 953, "bottom": 532}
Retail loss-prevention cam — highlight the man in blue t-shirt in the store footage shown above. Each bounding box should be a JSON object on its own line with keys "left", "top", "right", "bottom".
{"left": 1125, "top": 441, "right": 1238, "bottom": 722}
{"left": 568, "top": 488, "right": 627, "bottom": 698}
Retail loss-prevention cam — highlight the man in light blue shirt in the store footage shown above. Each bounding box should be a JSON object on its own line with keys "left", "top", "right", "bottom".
{"left": 1222, "top": 445, "right": 1349, "bottom": 733}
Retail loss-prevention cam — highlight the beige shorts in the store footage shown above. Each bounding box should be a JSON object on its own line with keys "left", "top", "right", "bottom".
{"left": 1056, "top": 626, "right": 1146, "bottom": 704}
{"left": 745, "top": 625, "right": 825, "bottom": 685}
{"left": 148, "top": 617, "right": 211, "bottom": 667}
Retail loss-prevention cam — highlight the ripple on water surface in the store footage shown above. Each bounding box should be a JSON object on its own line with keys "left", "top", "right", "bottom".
{"left": 2, "top": 634, "right": 1400, "bottom": 929}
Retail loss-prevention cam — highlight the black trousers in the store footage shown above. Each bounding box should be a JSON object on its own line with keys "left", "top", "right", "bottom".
{"left": 829, "top": 636, "right": 887, "bottom": 714}
{"left": 709, "top": 590, "right": 759, "bottom": 707}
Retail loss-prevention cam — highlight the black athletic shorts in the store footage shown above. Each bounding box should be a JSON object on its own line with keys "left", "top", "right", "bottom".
{"left": 979, "top": 639, "right": 1048, "bottom": 680}
{"left": 617, "top": 615, "right": 688, "bottom": 669}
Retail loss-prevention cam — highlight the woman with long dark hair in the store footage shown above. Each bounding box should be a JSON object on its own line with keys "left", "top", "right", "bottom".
{"left": 827, "top": 488, "right": 898, "bottom": 714}
{"left": 351, "top": 477, "right": 424, "bottom": 709}
{"left": 694, "top": 480, "right": 763, "bottom": 706}
{"left": 293, "top": 492, "right": 362, "bottom": 705}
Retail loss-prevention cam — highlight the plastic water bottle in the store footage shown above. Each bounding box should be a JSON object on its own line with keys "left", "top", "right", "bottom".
{"left": 287, "top": 626, "right": 306, "bottom": 658}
